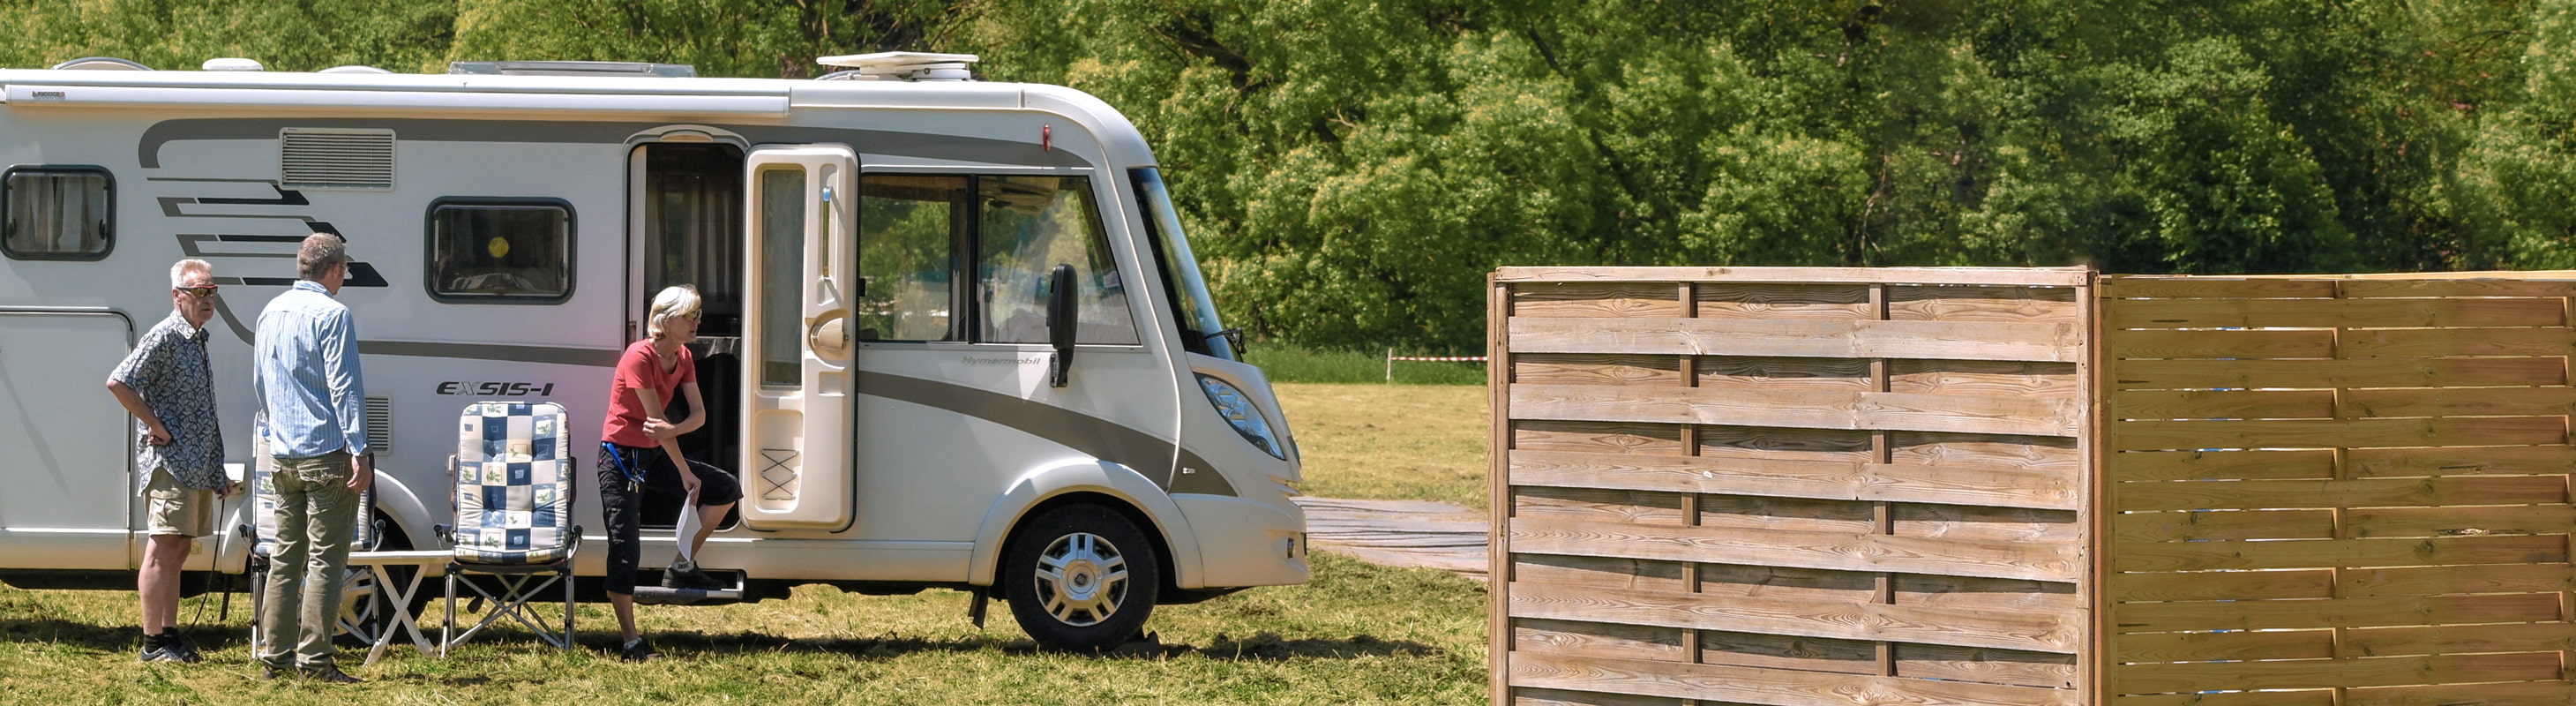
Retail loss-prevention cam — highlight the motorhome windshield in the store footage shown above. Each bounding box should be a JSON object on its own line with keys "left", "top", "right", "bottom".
{"left": 1132, "top": 168, "right": 1236, "bottom": 361}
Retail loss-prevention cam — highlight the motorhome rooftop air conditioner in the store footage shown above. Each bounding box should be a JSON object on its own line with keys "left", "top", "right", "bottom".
{"left": 815, "top": 52, "right": 978, "bottom": 81}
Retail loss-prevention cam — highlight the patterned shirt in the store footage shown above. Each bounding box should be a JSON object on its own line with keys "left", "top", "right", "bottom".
{"left": 108, "top": 311, "right": 226, "bottom": 491}
{"left": 253, "top": 280, "right": 371, "bottom": 459}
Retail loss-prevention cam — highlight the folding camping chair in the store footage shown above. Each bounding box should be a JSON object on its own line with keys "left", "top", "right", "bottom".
{"left": 240, "top": 413, "right": 384, "bottom": 657}
{"left": 438, "top": 402, "right": 578, "bottom": 654}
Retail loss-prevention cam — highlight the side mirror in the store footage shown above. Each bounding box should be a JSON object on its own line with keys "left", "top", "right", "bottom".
{"left": 1046, "top": 264, "right": 1076, "bottom": 387}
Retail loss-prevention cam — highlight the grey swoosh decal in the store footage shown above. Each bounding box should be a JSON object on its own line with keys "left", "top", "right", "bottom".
{"left": 357, "top": 340, "right": 624, "bottom": 367}
{"left": 140, "top": 118, "right": 1090, "bottom": 169}
{"left": 859, "top": 372, "right": 1233, "bottom": 496}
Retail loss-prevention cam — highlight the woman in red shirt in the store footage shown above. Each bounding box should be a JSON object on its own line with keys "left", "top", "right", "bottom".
{"left": 595, "top": 284, "right": 741, "bottom": 662}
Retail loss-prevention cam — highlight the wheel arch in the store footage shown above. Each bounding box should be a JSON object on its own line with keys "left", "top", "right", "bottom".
{"left": 366, "top": 469, "right": 434, "bottom": 551}
{"left": 967, "top": 459, "right": 1202, "bottom": 592}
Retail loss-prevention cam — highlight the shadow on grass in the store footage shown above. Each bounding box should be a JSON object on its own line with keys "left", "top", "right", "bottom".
{"left": 0, "top": 616, "right": 259, "bottom": 655}
{"left": 611, "top": 628, "right": 1442, "bottom": 663}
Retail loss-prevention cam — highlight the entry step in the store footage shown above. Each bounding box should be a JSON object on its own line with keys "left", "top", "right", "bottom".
{"left": 633, "top": 570, "right": 746, "bottom": 605}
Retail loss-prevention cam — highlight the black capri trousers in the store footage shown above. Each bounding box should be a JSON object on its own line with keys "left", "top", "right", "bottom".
{"left": 595, "top": 442, "right": 743, "bottom": 595}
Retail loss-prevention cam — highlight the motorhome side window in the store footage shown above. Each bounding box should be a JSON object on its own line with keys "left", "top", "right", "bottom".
{"left": 975, "top": 176, "right": 1138, "bottom": 345}
{"left": 856, "top": 174, "right": 1137, "bottom": 345}
{"left": 1, "top": 167, "right": 113, "bottom": 260}
{"left": 857, "top": 175, "right": 965, "bottom": 342}
{"left": 426, "top": 199, "right": 573, "bottom": 303}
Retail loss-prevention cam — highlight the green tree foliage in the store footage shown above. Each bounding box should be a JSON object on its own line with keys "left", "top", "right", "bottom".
{"left": 0, "top": 0, "right": 2567, "bottom": 350}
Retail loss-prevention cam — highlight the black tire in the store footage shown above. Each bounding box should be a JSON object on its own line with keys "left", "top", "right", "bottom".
{"left": 1002, "top": 504, "right": 1160, "bottom": 650}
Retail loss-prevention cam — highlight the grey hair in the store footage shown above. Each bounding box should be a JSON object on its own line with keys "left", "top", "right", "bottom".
{"left": 168, "top": 259, "right": 212, "bottom": 289}
{"left": 296, "top": 233, "right": 347, "bottom": 282}
{"left": 645, "top": 285, "right": 701, "bottom": 339}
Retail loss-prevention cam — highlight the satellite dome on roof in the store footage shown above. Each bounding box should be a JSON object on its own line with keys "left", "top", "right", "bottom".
{"left": 815, "top": 52, "right": 979, "bottom": 82}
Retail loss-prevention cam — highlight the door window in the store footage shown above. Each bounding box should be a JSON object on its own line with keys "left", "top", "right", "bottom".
{"left": 755, "top": 168, "right": 808, "bottom": 386}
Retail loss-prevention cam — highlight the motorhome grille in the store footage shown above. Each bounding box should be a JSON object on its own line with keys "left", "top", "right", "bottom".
{"left": 279, "top": 129, "right": 394, "bottom": 190}
{"left": 364, "top": 395, "right": 393, "bottom": 454}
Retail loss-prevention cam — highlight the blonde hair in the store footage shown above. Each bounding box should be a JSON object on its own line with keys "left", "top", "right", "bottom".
{"left": 645, "top": 285, "right": 701, "bottom": 339}
{"left": 168, "top": 259, "right": 212, "bottom": 289}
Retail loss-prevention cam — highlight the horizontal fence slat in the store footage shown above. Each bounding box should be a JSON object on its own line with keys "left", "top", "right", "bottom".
{"left": 2108, "top": 357, "right": 2568, "bottom": 389}
{"left": 2108, "top": 297, "right": 2566, "bottom": 329}
{"left": 2114, "top": 509, "right": 2338, "bottom": 542}
{"left": 2338, "top": 278, "right": 2576, "bottom": 298}
{"left": 2108, "top": 569, "right": 2336, "bottom": 602}
{"left": 2339, "top": 563, "right": 2576, "bottom": 597}
{"left": 1510, "top": 519, "right": 2082, "bottom": 582}
{"left": 2108, "top": 328, "right": 2337, "bottom": 359}
{"left": 1507, "top": 318, "right": 2084, "bottom": 363}
{"left": 2344, "top": 680, "right": 2576, "bottom": 706}
{"left": 2110, "top": 449, "right": 2338, "bottom": 481}
{"left": 2114, "top": 475, "right": 2572, "bottom": 511}
{"left": 2111, "top": 417, "right": 2566, "bottom": 451}
{"left": 2115, "top": 628, "right": 2333, "bottom": 663}
{"left": 2120, "top": 387, "right": 2576, "bottom": 419}
{"left": 2114, "top": 652, "right": 2565, "bottom": 695}
{"left": 1497, "top": 266, "right": 2093, "bottom": 287}
{"left": 1511, "top": 385, "right": 2083, "bottom": 437}
{"left": 1509, "top": 450, "right": 2081, "bottom": 510}
{"left": 2109, "top": 592, "right": 2563, "bottom": 633}
{"left": 2344, "top": 505, "right": 2576, "bottom": 537}
{"left": 2113, "top": 691, "right": 2335, "bottom": 706}
{"left": 2100, "top": 278, "right": 2342, "bottom": 299}
{"left": 2346, "top": 621, "right": 2576, "bottom": 658}
{"left": 1509, "top": 652, "right": 2082, "bottom": 706}
{"left": 2113, "top": 389, "right": 2338, "bottom": 420}
{"left": 2339, "top": 387, "right": 2576, "bottom": 418}
{"left": 2116, "top": 506, "right": 2576, "bottom": 542}
{"left": 1509, "top": 582, "right": 2084, "bottom": 653}
{"left": 2342, "top": 327, "right": 2576, "bottom": 358}
{"left": 2112, "top": 533, "right": 2569, "bottom": 572}
{"left": 2348, "top": 445, "right": 2576, "bottom": 477}
{"left": 2117, "top": 563, "right": 2576, "bottom": 602}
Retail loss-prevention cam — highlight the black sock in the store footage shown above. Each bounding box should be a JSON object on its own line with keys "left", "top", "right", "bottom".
{"left": 143, "top": 630, "right": 168, "bottom": 649}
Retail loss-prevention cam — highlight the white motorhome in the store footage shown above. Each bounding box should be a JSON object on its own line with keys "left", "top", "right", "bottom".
{"left": 0, "top": 53, "right": 1307, "bottom": 649}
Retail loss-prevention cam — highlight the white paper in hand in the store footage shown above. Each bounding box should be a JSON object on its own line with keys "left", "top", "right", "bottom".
{"left": 674, "top": 485, "right": 701, "bottom": 562}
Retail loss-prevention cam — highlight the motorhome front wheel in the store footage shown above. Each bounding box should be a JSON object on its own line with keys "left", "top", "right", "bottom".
{"left": 1003, "top": 504, "right": 1160, "bottom": 650}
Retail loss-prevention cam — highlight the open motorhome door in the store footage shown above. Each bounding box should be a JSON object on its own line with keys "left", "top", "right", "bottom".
{"left": 738, "top": 145, "right": 857, "bottom": 530}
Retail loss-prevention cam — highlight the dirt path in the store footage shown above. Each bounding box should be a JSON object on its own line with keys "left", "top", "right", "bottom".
{"left": 1290, "top": 496, "right": 1488, "bottom": 578}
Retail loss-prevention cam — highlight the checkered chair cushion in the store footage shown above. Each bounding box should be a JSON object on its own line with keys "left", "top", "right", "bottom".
{"left": 451, "top": 402, "right": 573, "bottom": 565}
{"left": 245, "top": 412, "right": 371, "bottom": 557}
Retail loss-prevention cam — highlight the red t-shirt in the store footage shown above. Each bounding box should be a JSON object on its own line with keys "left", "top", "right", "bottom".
{"left": 602, "top": 340, "right": 695, "bottom": 447}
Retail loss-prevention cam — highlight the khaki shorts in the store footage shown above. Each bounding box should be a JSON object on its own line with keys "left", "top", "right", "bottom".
{"left": 144, "top": 467, "right": 215, "bottom": 537}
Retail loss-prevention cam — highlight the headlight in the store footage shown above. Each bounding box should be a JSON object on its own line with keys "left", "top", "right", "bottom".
{"left": 1196, "top": 373, "right": 1286, "bottom": 460}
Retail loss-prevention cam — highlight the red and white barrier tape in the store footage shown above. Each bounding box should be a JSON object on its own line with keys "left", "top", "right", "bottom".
{"left": 1386, "top": 356, "right": 1487, "bottom": 362}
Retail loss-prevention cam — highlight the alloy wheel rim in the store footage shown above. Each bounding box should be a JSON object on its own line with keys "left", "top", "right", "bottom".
{"left": 1033, "top": 531, "right": 1128, "bottom": 627}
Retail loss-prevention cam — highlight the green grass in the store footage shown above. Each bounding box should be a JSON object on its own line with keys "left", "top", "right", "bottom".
{"left": 1277, "top": 382, "right": 1489, "bottom": 511}
{"left": 0, "top": 385, "right": 1493, "bottom": 705}
{"left": 1242, "top": 343, "right": 1486, "bottom": 386}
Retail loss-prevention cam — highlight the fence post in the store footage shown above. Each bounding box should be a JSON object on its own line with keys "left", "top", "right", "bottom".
{"left": 1385, "top": 347, "right": 1393, "bottom": 384}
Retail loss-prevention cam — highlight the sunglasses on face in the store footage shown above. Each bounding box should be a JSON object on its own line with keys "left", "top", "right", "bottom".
{"left": 176, "top": 286, "right": 218, "bottom": 298}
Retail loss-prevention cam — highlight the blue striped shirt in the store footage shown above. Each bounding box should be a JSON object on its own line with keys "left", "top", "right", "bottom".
{"left": 251, "top": 281, "right": 371, "bottom": 459}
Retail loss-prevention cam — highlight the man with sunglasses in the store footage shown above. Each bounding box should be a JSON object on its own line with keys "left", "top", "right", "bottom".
{"left": 106, "top": 258, "right": 234, "bottom": 664}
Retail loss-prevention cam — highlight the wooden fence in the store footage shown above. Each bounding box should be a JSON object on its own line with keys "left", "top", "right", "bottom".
{"left": 2100, "top": 274, "right": 2576, "bottom": 705}
{"left": 1491, "top": 267, "right": 2576, "bottom": 705}
{"left": 1489, "top": 267, "right": 2098, "bottom": 706}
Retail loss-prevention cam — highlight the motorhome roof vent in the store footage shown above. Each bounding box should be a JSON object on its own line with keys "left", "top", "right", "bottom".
{"left": 815, "top": 52, "right": 977, "bottom": 81}
{"left": 281, "top": 128, "right": 395, "bottom": 191}
{"left": 447, "top": 60, "right": 696, "bottom": 78}
{"left": 51, "top": 56, "right": 151, "bottom": 71}
{"left": 203, "top": 57, "right": 265, "bottom": 71}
